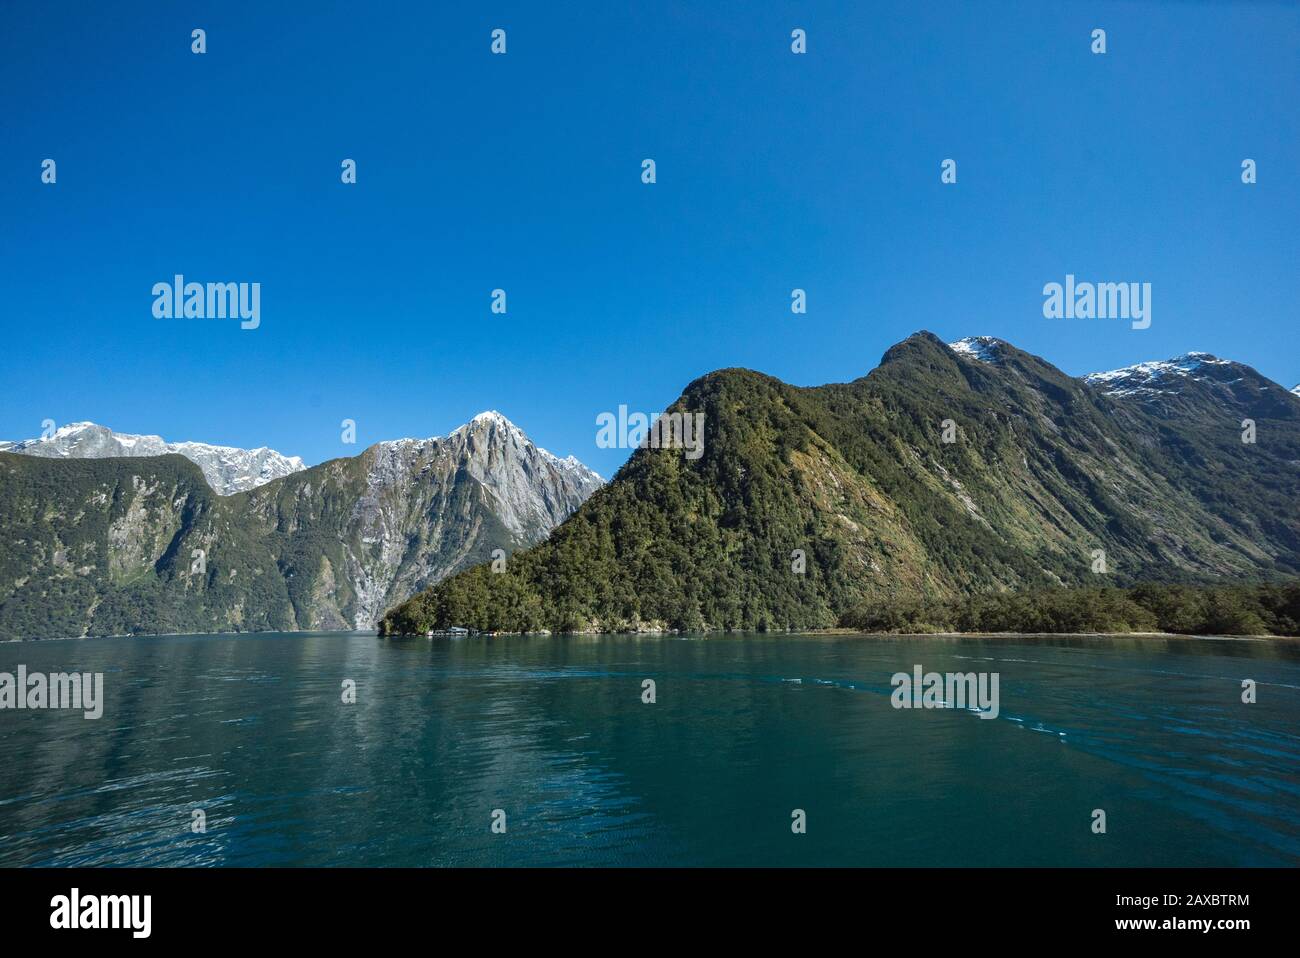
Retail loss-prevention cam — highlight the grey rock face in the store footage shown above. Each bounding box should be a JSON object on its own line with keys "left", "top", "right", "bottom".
{"left": 324, "top": 411, "right": 603, "bottom": 628}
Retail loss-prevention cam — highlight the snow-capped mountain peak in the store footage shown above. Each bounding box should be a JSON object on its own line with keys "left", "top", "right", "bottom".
{"left": 3, "top": 422, "right": 306, "bottom": 495}
{"left": 464, "top": 408, "right": 520, "bottom": 433}
{"left": 1291, "top": 383, "right": 1300, "bottom": 398}
{"left": 947, "top": 336, "right": 1004, "bottom": 363}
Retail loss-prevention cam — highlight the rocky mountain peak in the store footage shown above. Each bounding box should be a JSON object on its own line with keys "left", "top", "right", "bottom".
{"left": 373, "top": 411, "right": 600, "bottom": 485}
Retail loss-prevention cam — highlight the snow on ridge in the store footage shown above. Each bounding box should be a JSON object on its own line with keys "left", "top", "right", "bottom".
{"left": 6, "top": 422, "right": 306, "bottom": 494}
{"left": 1083, "top": 352, "right": 1235, "bottom": 396}
{"left": 537, "top": 446, "right": 602, "bottom": 482}
{"left": 16, "top": 413, "right": 602, "bottom": 497}
{"left": 947, "top": 337, "right": 1003, "bottom": 363}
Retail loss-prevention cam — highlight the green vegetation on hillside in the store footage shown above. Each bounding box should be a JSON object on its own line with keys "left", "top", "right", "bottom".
{"left": 380, "top": 333, "right": 1300, "bottom": 637}
{"left": 840, "top": 580, "right": 1300, "bottom": 636}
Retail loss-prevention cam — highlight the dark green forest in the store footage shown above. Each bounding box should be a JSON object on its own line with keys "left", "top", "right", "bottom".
{"left": 380, "top": 334, "right": 1300, "bottom": 638}
{"left": 839, "top": 581, "right": 1300, "bottom": 636}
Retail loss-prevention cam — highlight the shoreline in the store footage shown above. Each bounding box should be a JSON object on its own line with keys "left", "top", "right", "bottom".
{"left": 5, "top": 628, "right": 1296, "bottom": 644}
{"left": 806, "top": 628, "right": 1294, "bottom": 642}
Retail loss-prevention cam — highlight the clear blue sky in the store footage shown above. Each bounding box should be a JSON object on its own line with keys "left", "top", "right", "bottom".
{"left": 2, "top": 1, "right": 1296, "bottom": 477}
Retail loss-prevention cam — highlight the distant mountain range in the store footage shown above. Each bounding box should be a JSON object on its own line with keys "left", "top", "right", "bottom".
{"left": 5, "top": 336, "right": 1297, "bottom": 641}
{"left": 0, "top": 412, "right": 601, "bottom": 639}
{"left": 1, "top": 422, "right": 306, "bottom": 495}
{"left": 381, "top": 332, "right": 1300, "bottom": 635}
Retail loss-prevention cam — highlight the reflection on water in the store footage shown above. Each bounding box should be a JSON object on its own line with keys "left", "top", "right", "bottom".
{"left": 0, "top": 631, "right": 1296, "bottom": 866}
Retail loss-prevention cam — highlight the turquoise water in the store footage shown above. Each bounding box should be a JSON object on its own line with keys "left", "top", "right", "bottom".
{"left": 0, "top": 631, "right": 1296, "bottom": 866}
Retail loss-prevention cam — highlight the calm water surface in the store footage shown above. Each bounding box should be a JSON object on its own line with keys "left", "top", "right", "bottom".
{"left": 0, "top": 631, "right": 1297, "bottom": 866}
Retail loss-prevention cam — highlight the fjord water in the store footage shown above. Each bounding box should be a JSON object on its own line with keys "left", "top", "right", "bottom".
{"left": 1, "top": 632, "right": 1297, "bottom": 867}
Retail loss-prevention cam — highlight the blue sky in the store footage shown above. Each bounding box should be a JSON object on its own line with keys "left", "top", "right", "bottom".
{"left": 2, "top": 0, "right": 1296, "bottom": 478}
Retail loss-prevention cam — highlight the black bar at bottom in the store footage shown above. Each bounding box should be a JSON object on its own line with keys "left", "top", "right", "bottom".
{"left": 0, "top": 867, "right": 1287, "bottom": 944}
